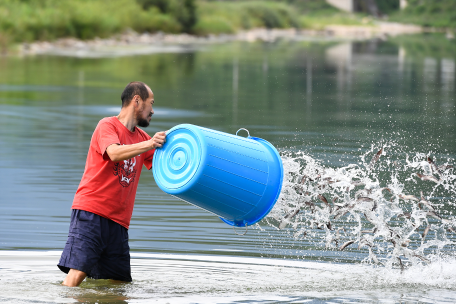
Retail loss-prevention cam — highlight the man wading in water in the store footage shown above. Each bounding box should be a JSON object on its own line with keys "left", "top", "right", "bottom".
{"left": 58, "top": 81, "right": 166, "bottom": 286}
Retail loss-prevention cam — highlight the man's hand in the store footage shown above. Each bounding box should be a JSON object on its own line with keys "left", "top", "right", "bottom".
{"left": 106, "top": 131, "right": 166, "bottom": 162}
{"left": 150, "top": 131, "right": 166, "bottom": 148}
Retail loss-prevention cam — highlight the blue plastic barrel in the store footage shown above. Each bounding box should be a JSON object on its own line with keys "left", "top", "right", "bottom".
{"left": 152, "top": 124, "right": 283, "bottom": 227}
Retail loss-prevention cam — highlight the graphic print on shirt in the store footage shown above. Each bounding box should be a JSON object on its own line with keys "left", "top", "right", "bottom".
{"left": 113, "top": 156, "right": 137, "bottom": 187}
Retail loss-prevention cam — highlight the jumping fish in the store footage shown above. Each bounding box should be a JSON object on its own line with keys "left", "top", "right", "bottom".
{"left": 428, "top": 157, "right": 453, "bottom": 175}
{"left": 304, "top": 201, "right": 316, "bottom": 213}
{"left": 399, "top": 194, "right": 419, "bottom": 201}
{"left": 278, "top": 208, "right": 300, "bottom": 229}
{"left": 427, "top": 157, "right": 440, "bottom": 176}
{"left": 427, "top": 211, "right": 442, "bottom": 221}
{"left": 361, "top": 228, "right": 377, "bottom": 234}
{"left": 357, "top": 196, "right": 377, "bottom": 211}
{"left": 438, "top": 164, "right": 453, "bottom": 172}
{"left": 416, "top": 173, "right": 440, "bottom": 183}
{"left": 318, "top": 194, "right": 332, "bottom": 212}
{"left": 422, "top": 225, "right": 431, "bottom": 239}
{"left": 397, "top": 257, "right": 405, "bottom": 272}
{"left": 357, "top": 196, "right": 374, "bottom": 202}
{"left": 447, "top": 227, "right": 456, "bottom": 234}
{"left": 368, "top": 247, "right": 380, "bottom": 264}
{"left": 401, "top": 240, "right": 410, "bottom": 247}
{"left": 369, "top": 147, "right": 383, "bottom": 169}
{"left": 419, "top": 191, "right": 435, "bottom": 211}
{"left": 413, "top": 253, "right": 430, "bottom": 264}
{"left": 397, "top": 212, "right": 412, "bottom": 219}
{"left": 339, "top": 240, "right": 355, "bottom": 251}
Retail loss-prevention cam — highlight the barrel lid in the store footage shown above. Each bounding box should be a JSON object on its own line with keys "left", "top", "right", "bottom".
{"left": 153, "top": 124, "right": 204, "bottom": 192}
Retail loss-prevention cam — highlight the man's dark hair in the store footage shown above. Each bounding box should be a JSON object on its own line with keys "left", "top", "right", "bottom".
{"left": 121, "top": 82, "right": 150, "bottom": 107}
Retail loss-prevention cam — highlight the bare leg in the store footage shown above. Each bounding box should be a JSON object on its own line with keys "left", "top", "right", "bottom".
{"left": 62, "top": 269, "right": 87, "bottom": 287}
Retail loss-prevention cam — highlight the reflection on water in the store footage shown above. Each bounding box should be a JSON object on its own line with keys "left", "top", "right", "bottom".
{"left": 0, "top": 34, "right": 455, "bottom": 302}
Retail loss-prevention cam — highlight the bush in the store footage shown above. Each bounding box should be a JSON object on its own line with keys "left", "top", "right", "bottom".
{"left": 169, "top": 0, "right": 198, "bottom": 33}
{"left": 132, "top": 8, "right": 182, "bottom": 33}
{"left": 193, "top": 16, "right": 235, "bottom": 36}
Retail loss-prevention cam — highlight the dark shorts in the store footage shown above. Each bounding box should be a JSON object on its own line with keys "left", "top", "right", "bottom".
{"left": 58, "top": 209, "right": 132, "bottom": 282}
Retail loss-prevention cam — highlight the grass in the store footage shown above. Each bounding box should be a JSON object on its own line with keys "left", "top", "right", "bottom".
{"left": 389, "top": 0, "right": 456, "bottom": 29}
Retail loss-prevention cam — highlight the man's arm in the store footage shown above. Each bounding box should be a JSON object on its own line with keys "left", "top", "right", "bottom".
{"left": 106, "top": 131, "right": 166, "bottom": 162}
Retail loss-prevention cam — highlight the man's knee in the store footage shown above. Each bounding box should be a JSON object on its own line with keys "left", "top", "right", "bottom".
{"left": 62, "top": 269, "right": 87, "bottom": 287}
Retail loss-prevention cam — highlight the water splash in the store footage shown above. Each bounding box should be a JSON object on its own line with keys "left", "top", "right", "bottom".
{"left": 266, "top": 143, "right": 456, "bottom": 268}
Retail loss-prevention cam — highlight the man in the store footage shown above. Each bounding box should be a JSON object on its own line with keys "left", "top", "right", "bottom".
{"left": 58, "top": 81, "right": 166, "bottom": 287}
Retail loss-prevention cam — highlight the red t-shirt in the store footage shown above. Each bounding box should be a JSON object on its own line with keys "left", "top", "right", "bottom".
{"left": 72, "top": 116, "right": 155, "bottom": 229}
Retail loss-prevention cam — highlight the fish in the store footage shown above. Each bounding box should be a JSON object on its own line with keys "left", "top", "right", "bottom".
{"left": 357, "top": 196, "right": 377, "bottom": 211}
{"left": 326, "top": 221, "right": 333, "bottom": 230}
{"left": 335, "top": 228, "right": 344, "bottom": 241}
{"left": 427, "top": 156, "right": 440, "bottom": 175}
{"left": 427, "top": 211, "right": 442, "bottom": 221}
{"left": 339, "top": 240, "right": 355, "bottom": 251}
{"left": 438, "top": 164, "right": 453, "bottom": 172}
{"left": 368, "top": 247, "right": 380, "bottom": 264}
{"left": 294, "top": 230, "right": 307, "bottom": 239}
{"left": 428, "top": 157, "right": 453, "bottom": 175}
{"left": 416, "top": 173, "right": 440, "bottom": 183}
{"left": 318, "top": 194, "right": 332, "bottom": 212}
{"left": 351, "top": 181, "right": 365, "bottom": 187}
{"left": 413, "top": 253, "right": 430, "bottom": 264}
{"left": 397, "top": 257, "right": 405, "bottom": 272}
{"left": 300, "top": 175, "right": 309, "bottom": 184}
{"left": 361, "top": 228, "right": 377, "bottom": 234}
{"left": 399, "top": 194, "right": 419, "bottom": 201}
{"left": 304, "top": 201, "right": 316, "bottom": 213}
{"left": 447, "top": 227, "right": 456, "bottom": 234}
{"left": 293, "top": 185, "right": 304, "bottom": 195}
{"left": 381, "top": 187, "right": 391, "bottom": 193}
{"left": 278, "top": 208, "right": 300, "bottom": 229}
{"left": 397, "top": 212, "right": 411, "bottom": 219}
{"left": 369, "top": 147, "right": 383, "bottom": 169}
{"left": 419, "top": 191, "right": 435, "bottom": 211}
{"left": 422, "top": 225, "right": 431, "bottom": 239}
{"left": 400, "top": 240, "right": 411, "bottom": 247}
{"left": 357, "top": 196, "right": 374, "bottom": 202}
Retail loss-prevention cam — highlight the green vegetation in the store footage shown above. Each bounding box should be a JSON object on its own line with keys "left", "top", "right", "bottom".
{"left": 0, "top": 0, "right": 370, "bottom": 45}
{"left": 389, "top": 0, "right": 456, "bottom": 28}
{"left": 2, "top": 0, "right": 456, "bottom": 48}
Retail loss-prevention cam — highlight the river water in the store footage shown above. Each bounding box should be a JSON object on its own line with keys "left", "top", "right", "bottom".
{"left": 1, "top": 34, "right": 456, "bottom": 303}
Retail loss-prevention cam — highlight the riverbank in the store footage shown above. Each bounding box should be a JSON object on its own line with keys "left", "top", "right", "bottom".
{"left": 16, "top": 22, "right": 422, "bottom": 58}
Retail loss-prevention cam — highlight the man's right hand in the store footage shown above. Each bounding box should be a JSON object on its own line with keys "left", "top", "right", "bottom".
{"left": 151, "top": 131, "right": 166, "bottom": 148}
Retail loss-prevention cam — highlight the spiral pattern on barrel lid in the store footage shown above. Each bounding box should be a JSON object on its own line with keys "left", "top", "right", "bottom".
{"left": 153, "top": 126, "right": 203, "bottom": 191}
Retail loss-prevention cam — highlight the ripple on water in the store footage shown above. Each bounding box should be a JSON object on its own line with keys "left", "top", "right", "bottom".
{"left": 1, "top": 251, "right": 456, "bottom": 303}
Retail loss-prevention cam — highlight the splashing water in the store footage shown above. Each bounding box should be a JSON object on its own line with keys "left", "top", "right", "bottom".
{"left": 265, "top": 143, "right": 456, "bottom": 269}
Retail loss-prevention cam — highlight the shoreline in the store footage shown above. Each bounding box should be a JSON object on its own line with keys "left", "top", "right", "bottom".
{"left": 16, "top": 22, "right": 423, "bottom": 58}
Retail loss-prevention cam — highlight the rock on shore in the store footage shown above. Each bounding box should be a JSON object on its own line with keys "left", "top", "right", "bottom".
{"left": 18, "top": 23, "right": 422, "bottom": 57}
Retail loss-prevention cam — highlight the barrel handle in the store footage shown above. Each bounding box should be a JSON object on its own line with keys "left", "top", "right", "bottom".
{"left": 233, "top": 223, "right": 248, "bottom": 235}
{"left": 236, "top": 128, "right": 250, "bottom": 138}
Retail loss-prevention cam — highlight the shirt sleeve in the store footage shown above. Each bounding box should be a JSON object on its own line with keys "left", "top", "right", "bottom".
{"left": 143, "top": 149, "right": 155, "bottom": 170}
{"left": 94, "top": 120, "right": 121, "bottom": 161}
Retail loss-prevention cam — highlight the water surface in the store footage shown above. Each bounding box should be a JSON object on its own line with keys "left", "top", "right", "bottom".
{"left": 1, "top": 34, "right": 456, "bottom": 303}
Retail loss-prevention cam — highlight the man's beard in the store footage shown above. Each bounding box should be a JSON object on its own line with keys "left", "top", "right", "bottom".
{"left": 136, "top": 111, "right": 151, "bottom": 127}
{"left": 137, "top": 117, "right": 150, "bottom": 127}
